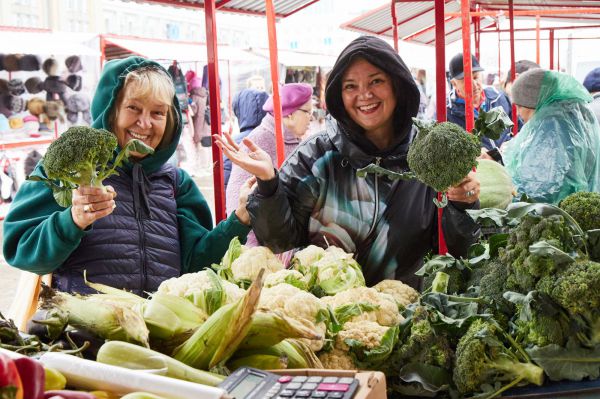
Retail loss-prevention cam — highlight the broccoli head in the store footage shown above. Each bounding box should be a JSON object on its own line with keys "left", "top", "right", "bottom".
{"left": 559, "top": 191, "right": 600, "bottom": 232}
{"left": 453, "top": 319, "right": 544, "bottom": 396}
{"left": 478, "top": 259, "right": 514, "bottom": 317}
{"left": 407, "top": 121, "right": 480, "bottom": 192}
{"left": 35, "top": 126, "right": 154, "bottom": 207}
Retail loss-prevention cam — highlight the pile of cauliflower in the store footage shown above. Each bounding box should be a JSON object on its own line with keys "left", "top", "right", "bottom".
{"left": 158, "top": 239, "right": 420, "bottom": 371}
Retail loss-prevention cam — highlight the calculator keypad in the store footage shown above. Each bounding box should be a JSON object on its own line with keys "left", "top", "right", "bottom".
{"left": 273, "top": 375, "right": 358, "bottom": 399}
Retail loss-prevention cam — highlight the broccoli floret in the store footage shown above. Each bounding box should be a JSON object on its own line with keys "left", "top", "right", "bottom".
{"left": 422, "top": 268, "right": 466, "bottom": 295}
{"left": 479, "top": 259, "right": 513, "bottom": 316}
{"left": 453, "top": 319, "right": 544, "bottom": 396}
{"left": 536, "top": 260, "right": 600, "bottom": 347}
{"left": 559, "top": 191, "right": 600, "bottom": 232}
{"left": 507, "top": 291, "right": 570, "bottom": 348}
{"left": 407, "top": 122, "right": 481, "bottom": 192}
{"left": 499, "top": 214, "right": 578, "bottom": 293}
{"left": 37, "top": 126, "right": 154, "bottom": 207}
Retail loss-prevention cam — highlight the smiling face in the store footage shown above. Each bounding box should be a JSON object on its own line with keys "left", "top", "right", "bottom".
{"left": 113, "top": 74, "right": 173, "bottom": 159}
{"left": 451, "top": 71, "right": 484, "bottom": 105}
{"left": 341, "top": 58, "right": 397, "bottom": 143}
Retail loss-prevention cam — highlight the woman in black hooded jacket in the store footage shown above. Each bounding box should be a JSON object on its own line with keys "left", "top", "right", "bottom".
{"left": 217, "top": 36, "right": 481, "bottom": 289}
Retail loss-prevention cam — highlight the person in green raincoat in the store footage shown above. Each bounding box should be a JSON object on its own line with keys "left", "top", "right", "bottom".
{"left": 3, "top": 57, "right": 253, "bottom": 294}
{"left": 504, "top": 68, "right": 600, "bottom": 204}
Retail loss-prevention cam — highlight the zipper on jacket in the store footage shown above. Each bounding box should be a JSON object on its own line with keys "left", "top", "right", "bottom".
{"left": 137, "top": 215, "right": 147, "bottom": 293}
{"left": 365, "top": 157, "right": 382, "bottom": 238}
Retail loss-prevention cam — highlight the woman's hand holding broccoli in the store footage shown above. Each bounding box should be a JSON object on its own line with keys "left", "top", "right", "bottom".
{"left": 214, "top": 132, "right": 275, "bottom": 181}
{"left": 447, "top": 171, "right": 480, "bottom": 204}
{"left": 71, "top": 185, "right": 117, "bottom": 230}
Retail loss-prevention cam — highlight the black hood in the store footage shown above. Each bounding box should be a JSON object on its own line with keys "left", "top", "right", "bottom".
{"left": 325, "top": 36, "right": 420, "bottom": 156}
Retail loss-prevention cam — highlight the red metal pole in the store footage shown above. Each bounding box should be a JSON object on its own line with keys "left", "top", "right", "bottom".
{"left": 461, "top": 0, "right": 474, "bottom": 132}
{"left": 265, "top": 0, "right": 285, "bottom": 168}
{"left": 204, "top": 0, "right": 226, "bottom": 222}
{"left": 536, "top": 15, "right": 540, "bottom": 65}
{"left": 100, "top": 35, "right": 106, "bottom": 70}
{"left": 509, "top": 0, "right": 518, "bottom": 136}
{"left": 435, "top": 0, "right": 447, "bottom": 255}
{"left": 391, "top": 0, "right": 399, "bottom": 52}
{"left": 474, "top": 8, "right": 480, "bottom": 61}
{"left": 549, "top": 29, "right": 555, "bottom": 70}
{"left": 557, "top": 39, "right": 561, "bottom": 71}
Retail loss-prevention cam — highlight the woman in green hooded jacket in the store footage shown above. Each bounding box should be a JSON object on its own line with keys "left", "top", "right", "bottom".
{"left": 3, "top": 57, "right": 252, "bottom": 294}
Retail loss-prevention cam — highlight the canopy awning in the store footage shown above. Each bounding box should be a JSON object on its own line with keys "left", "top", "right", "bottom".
{"left": 102, "top": 34, "right": 261, "bottom": 62}
{"left": 0, "top": 28, "right": 99, "bottom": 56}
{"left": 340, "top": 1, "right": 495, "bottom": 46}
{"left": 123, "top": 0, "right": 319, "bottom": 17}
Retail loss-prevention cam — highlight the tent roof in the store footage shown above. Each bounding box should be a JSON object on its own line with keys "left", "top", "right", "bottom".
{"left": 340, "top": 1, "right": 495, "bottom": 46}
{"left": 0, "top": 28, "right": 99, "bottom": 56}
{"left": 340, "top": 0, "right": 600, "bottom": 46}
{"left": 123, "top": 0, "right": 319, "bottom": 17}
{"left": 102, "top": 34, "right": 262, "bottom": 62}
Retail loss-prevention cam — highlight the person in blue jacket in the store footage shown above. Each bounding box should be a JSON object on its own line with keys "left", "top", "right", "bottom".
{"left": 224, "top": 88, "right": 269, "bottom": 189}
{"left": 446, "top": 53, "right": 516, "bottom": 163}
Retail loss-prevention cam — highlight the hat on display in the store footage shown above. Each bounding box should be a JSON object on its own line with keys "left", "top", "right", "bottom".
{"left": 27, "top": 98, "right": 45, "bottom": 116}
{"left": 25, "top": 77, "right": 43, "bottom": 94}
{"left": 262, "top": 83, "right": 313, "bottom": 116}
{"left": 0, "top": 79, "right": 8, "bottom": 94}
{"left": 66, "top": 74, "right": 82, "bottom": 91}
{"left": 583, "top": 67, "right": 600, "bottom": 93}
{"left": 7, "top": 95, "right": 27, "bottom": 113}
{"left": 19, "top": 54, "right": 42, "bottom": 71}
{"left": 189, "top": 77, "right": 202, "bottom": 90}
{"left": 511, "top": 68, "right": 547, "bottom": 109}
{"left": 65, "top": 55, "right": 82, "bottom": 73}
{"left": 448, "top": 53, "right": 484, "bottom": 80}
{"left": 3, "top": 54, "right": 22, "bottom": 72}
{"left": 42, "top": 57, "right": 60, "bottom": 76}
{"left": 45, "top": 101, "right": 64, "bottom": 122}
{"left": 23, "top": 114, "right": 40, "bottom": 135}
{"left": 9, "top": 117, "right": 24, "bottom": 130}
{"left": 7, "top": 79, "right": 25, "bottom": 96}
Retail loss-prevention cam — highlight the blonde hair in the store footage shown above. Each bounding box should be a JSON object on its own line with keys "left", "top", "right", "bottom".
{"left": 111, "top": 66, "right": 177, "bottom": 149}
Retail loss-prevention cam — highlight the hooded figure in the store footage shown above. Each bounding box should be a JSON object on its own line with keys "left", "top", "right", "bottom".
{"left": 3, "top": 57, "right": 251, "bottom": 295}
{"left": 241, "top": 36, "right": 480, "bottom": 288}
{"left": 504, "top": 69, "right": 600, "bottom": 204}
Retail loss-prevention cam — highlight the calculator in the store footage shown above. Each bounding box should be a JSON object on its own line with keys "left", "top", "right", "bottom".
{"left": 218, "top": 367, "right": 360, "bottom": 399}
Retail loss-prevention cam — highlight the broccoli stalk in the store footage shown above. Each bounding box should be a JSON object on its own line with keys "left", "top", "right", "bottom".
{"left": 29, "top": 126, "right": 154, "bottom": 207}
{"left": 453, "top": 319, "right": 544, "bottom": 398}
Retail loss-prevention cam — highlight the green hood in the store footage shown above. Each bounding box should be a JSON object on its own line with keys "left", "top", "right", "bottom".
{"left": 91, "top": 56, "right": 182, "bottom": 174}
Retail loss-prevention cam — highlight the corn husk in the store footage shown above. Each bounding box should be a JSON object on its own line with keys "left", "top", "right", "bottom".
{"left": 239, "top": 311, "right": 322, "bottom": 350}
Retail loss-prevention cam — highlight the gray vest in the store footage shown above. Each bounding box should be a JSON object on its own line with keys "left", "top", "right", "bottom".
{"left": 54, "top": 163, "right": 181, "bottom": 295}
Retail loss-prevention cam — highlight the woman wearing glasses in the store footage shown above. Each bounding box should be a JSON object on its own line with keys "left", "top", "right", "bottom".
{"left": 225, "top": 83, "right": 313, "bottom": 219}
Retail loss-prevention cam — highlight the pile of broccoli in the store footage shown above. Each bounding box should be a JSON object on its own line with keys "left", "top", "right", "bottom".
{"left": 559, "top": 191, "right": 600, "bottom": 232}
{"left": 31, "top": 126, "right": 153, "bottom": 207}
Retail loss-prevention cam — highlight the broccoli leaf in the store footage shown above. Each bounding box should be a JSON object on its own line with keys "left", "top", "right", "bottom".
{"left": 396, "top": 362, "right": 452, "bottom": 395}
{"left": 526, "top": 341, "right": 600, "bottom": 381}
{"left": 528, "top": 240, "right": 577, "bottom": 266}
{"left": 473, "top": 107, "right": 514, "bottom": 140}
{"left": 356, "top": 164, "right": 415, "bottom": 181}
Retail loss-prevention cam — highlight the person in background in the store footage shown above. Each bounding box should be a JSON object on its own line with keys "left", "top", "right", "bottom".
{"left": 504, "top": 68, "right": 600, "bottom": 204}
{"left": 446, "top": 53, "right": 515, "bottom": 163}
{"left": 188, "top": 76, "right": 212, "bottom": 172}
{"left": 225, "top": 83, "right": 313, "bottom": 222}
{"left": 503, "top": 59, "right": 541, "bottom": 100}
{"left": 3, "top": 57, "right": 253, "bottom": 295}
{"left": 217, "top": 36, "right": 480, "bottom": 289}
{"left": 583, "top": 67, "right": 600, "bottom": 123}
{"left": 224, "top": 88, "right": 269, "bottom": 189}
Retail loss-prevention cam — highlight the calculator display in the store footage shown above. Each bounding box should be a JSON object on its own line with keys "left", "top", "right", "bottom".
{"left": 229, "top": 372, "right": 264, "bottom": 398}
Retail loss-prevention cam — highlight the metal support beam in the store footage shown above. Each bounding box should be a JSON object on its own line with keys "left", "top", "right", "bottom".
{"left": 266, "top": 0, "right": 285, "bottom": 167}
{"left": 509, "top": 0, "right": 518, "bottom": 136}
{"left": 391, "top": 0, "right": 399, "bottom": 52}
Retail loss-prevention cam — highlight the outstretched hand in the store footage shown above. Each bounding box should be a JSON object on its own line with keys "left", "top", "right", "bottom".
{"left": 214, "top": 132, "right": 275, "bottom": 181}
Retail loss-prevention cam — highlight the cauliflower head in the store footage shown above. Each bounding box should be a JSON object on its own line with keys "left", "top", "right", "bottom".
{"left": 231, "top": 246, "right": 284, "bottom": 282}
{"left": 335, "top": 321, "right": 390, "bottom": 351}
{"left": 321, "top": 287, "right": 403, "bottom": 327}
{"left": 291, "top": 245, "right": 327, "bottom": 274}
{"left": 372, "top": 279, "right": 419, "bottom": 308}
{"left": 264, "top": 269, "right": 308, "bottom": 290}
{"left": 259, "top": 283, "right": 327, "bottom": 352}
{"left": 318, "top": 348, "right": 356, "bottom": 370}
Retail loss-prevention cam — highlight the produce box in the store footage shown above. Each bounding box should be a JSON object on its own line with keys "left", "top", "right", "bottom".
{"left": 271, "top": 369, "right": 386, "bottom": 399}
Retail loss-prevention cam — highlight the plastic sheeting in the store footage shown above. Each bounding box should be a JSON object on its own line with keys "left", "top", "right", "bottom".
{"left": 504, "top": 71, "right": 600, "bottom": 204}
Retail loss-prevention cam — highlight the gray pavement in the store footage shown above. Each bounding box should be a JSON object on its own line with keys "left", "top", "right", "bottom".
{"left": 0, "top": 172, "right": 216, "bottom": 315}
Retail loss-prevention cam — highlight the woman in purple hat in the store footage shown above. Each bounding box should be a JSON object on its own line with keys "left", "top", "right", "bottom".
{"left": 225, "top": 83, "right": 313, "bottom": 220}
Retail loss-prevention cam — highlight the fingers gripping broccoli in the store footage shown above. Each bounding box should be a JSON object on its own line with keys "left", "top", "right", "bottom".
{"left": 31, "top": 126, "right": 154, "bottom": 207}
{"left": 407, "top": 121, "right": 481, "bottom": 193}
{"left": 453, "top": 319, "right": 544, "bottom": 397}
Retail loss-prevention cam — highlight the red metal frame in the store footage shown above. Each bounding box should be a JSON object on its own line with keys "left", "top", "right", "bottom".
{"left": 509, "top": 0, "right": 518, "bottom": 136}
{"left": 391, "top": 0, "right": 399, "bottom": 52}
{"left": 266, "top": 0, "right": 285, "bottom": 168}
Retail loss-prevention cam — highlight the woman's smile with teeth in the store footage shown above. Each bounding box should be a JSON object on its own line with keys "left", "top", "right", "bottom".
{"left": 359, "top": 103, "right": 379, "bottom": 112}
{"left": 128, "top": 130, "right": 148, "bottom": 140}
